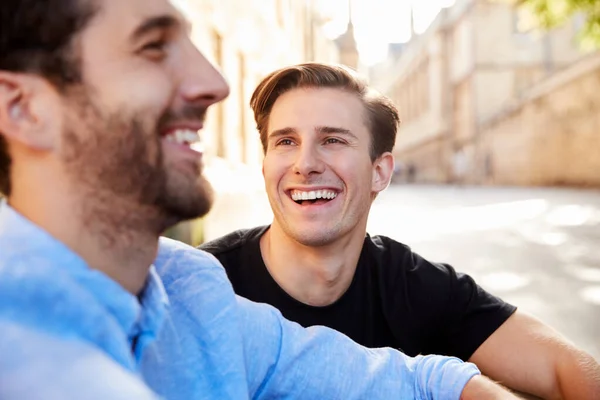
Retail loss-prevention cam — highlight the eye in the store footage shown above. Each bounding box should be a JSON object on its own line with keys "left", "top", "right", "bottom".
{"left": 324, "top": 137, "right": 344, "bottom": 144}
{"left": 140, "top": 39, "right": 168, "bottom": 60}
{"left": 276, "top": 139, "right": 295, "bottom": 146}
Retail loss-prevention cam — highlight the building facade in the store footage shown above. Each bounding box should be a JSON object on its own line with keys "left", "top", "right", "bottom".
{"left": 480, "top": 52, "right": 600, "bottom": 187}
{"left": 373, "top": 0, "right": 592, "bottom": 186}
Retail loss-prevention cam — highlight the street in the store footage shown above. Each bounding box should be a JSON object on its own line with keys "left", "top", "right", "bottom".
{"left": 369, "top": 184, "right": 600, "bottom": 361}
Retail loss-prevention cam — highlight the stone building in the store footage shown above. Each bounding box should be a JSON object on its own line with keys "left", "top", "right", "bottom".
{"left": 480, "top": 52, "right": 600, "bottom": 187}
{"left": 372, "top": 0, "right": 591, "bottom": 185}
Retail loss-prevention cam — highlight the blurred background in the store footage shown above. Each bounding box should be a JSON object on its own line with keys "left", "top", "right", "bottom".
{"left": 176, "top": 0, "right": 600, "bottom": 363}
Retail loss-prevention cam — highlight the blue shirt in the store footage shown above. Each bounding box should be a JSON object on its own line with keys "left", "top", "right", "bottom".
{"left": 0, "top": 203, "right": 480, "bottom": 399}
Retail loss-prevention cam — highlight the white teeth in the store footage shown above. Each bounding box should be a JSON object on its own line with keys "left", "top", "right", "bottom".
{"left": 165, "top": 129, "right": 200, "bottom": 145}
{"left": 291, "top": 190, "right": 338, "bottom": 202}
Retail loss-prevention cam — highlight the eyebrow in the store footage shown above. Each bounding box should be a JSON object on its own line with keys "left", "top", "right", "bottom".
{"left": 268, "top": 127, "right": 296, "bottom": 140}
{"left": 130, "top": 14, "right": 189, "bottom": 42}
{"left": 268, "top": 126, "right": 358, "bottom": 140}
{"left": 315, "top": 126, "right": 358, "bottom": 140}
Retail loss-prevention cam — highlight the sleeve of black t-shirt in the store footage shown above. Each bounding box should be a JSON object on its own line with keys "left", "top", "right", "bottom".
{"left": 385, "top": 246, "right": 517, "bottom": 361}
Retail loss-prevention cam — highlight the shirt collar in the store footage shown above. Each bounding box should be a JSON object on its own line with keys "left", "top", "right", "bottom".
{"left": 137, "top": 265, "right": 169, "bottom": 337}
{"left": 0, "top": 200, "right": 169, "bottom": 367}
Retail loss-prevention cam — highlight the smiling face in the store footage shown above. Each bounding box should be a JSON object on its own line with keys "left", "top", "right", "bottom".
{"left": 12, "top": 0, "right": 230, "bottom": 230}
{"left": 263, "top": 87, "right": 392, "bottom": 247}
{"left": 69, "top": 0, "right": 230, "bottom": 225}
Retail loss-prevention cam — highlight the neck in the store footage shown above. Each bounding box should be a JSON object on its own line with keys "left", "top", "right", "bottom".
{"left": 260, "top": 222, "right": 366, "bottom": 307}
{"left": 9, "top": 179, "right": 163, "bottom": 295}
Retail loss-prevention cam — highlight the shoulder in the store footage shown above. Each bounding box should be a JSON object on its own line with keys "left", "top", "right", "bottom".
{"left": 157, "top": 237, "right": 223, "bottom": 268}
{"left": 366, "top": 234, "right": 430, "bottom": 271}
{"left": 156, "top": 237, "right": 240, "bottom": 315}
{"left": 367, "top": 234, "right": 412, "bottom": 257}
{"left": 0, "top": 321, "right": 158, "bottom": 400}
{"left": 156, "top": 237, "right": 229, "bottom": 284}
{"left": 365, "top": 234, "right": 460, "bottom": 287}
{"left": 198, "top": 226, "right": 268, "bottom": 256}
{"left": 0, "top": 255, "right": 110, "bottom": 340}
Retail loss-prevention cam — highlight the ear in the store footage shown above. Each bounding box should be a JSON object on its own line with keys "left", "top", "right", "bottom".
{"left": 0, "top": 71, "right": 57, "bottom": 151}
{"left": 372, "top": 152, "right": 394, "bottom": 194}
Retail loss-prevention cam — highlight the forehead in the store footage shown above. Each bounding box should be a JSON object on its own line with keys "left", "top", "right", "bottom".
{"left": 86, "top": 0, "right": 183, "bottom": 35}
{"left": 269, "top": 87, "right": 368, "bottom": 131}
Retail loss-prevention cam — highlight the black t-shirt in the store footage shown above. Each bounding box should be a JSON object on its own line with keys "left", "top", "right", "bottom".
{"left": 199, "top": 226, "right": 517, "bottom": 361}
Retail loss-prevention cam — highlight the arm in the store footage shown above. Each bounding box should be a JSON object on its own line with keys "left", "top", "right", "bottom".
{"left": 469, "top": 311, "right": 600, "bottom": 399}
{"left": 237, "top": 295, "right": 481, "bottom": 400}
{"left": 160, "top": 241, "right": 518, "bottom": 399}
{"left": 461, "top": 375, "right": 523, "bottom": 399}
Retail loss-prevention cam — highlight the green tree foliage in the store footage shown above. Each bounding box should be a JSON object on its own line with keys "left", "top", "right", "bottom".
{"left": 517, "top": 0, "right": 600, "bottom": 49}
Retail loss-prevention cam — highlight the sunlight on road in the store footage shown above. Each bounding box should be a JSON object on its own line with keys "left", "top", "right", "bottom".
{"left": 479, "top": 271, "right": 531, "bottom": 293}
{"left": 369, "top": 198, "right": 600, "bottom": 247}
{"left": 546, "top": 205, "right": 600, "bottom": 227}
{"left": 369, "top": 198, "right": 550, "bottom": 240}
{"left": 580, "top": 286, "right": 600, "bottom": 306}
{"left": 518, "top": 227, "right": 569, "bottom": 246}
{"left": 568, "top": 266, "right": 600, "bottom": 283}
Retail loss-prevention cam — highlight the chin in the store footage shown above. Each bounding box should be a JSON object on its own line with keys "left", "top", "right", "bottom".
{"left": 158, "top": 177, "right": 214, "bottom": 222}
{"left": 291, "top": 228, "right": 339, "bottom": 247}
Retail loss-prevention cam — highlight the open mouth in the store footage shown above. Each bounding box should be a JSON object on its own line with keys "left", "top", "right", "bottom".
{"left": 290, "top": 189, "right": 338, "bottom": 206}
{"left": 163, "top": 129, "right": 201, "bottom": 146}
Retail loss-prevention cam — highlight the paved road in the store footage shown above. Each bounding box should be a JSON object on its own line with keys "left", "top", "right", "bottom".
{"left": 369, "top": 184, "right": 600, "bottom": 361}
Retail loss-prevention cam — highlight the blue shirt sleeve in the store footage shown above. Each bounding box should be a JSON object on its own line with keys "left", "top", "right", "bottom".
{"left": 236, "top": 295, "right": 480, "bottom": 400}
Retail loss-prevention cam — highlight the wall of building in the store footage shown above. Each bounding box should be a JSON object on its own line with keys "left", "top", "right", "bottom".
{"left": 481, "top": 53, "right": 600, "bottom": 187}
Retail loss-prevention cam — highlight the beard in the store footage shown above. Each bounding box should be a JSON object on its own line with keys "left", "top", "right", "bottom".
{"left": 60, "top": 89, "right": 214, "bottom": 235}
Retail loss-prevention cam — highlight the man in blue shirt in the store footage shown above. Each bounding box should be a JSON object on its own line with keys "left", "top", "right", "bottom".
{"left": 0, "top": 0, "right": 520, "bottom": 398}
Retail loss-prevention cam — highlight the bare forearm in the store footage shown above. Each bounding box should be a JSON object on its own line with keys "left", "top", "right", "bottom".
{"left": 460, "top": 375, "right": 523, "bottom": 399}
{"left": 555, "top": 351, "right": 600, "bottom": 400}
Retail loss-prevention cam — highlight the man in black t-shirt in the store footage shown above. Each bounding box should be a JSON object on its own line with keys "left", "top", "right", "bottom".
{"left": 202, "top": 226, "right": 515, "bottom": 360}
{"left": 200, "top": 63, "right": 600, "bottom": 399}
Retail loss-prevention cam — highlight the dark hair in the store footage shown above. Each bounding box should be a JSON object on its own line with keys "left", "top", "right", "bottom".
{"left": 249, "top": 62, "right": 400, "bottom": 161}
{"left": 0, "top": 0, "right": 97, "bottom": 196}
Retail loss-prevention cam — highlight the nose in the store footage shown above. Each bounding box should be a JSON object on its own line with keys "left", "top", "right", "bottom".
{"left": 292, "top": 144, "right": 325, "bottom": 177}
{"left": 177, "top": 39, "right": 230, "bottom": 107}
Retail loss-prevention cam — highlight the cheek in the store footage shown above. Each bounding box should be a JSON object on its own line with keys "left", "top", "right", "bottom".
{"left": 263, "top": 167, "right": 280, "bottom": 192}
{"left": 95, "top": 67, "right": 173, "bottom": 115}
{"left": 262, "top": 158, "right": 289, "bottom": 194}
{"left": 262, "top": 155, "right": 284, "bottom": 178}
{"left": 125, "top": 76, "right": 172, "bottom": 111}
{"left": 336, "top": 161, "right": 373, "bottom": 189}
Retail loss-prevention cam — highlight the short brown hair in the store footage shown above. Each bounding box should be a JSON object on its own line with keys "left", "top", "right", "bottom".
{"left": 249, "top": 62, "right": 400, "bottom": 161}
